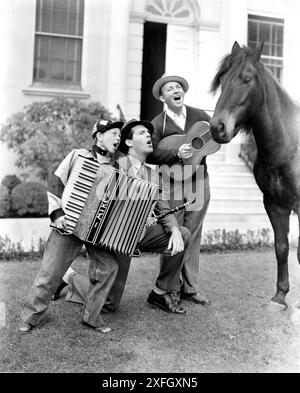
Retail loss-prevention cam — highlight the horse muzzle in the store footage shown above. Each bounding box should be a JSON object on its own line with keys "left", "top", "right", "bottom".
{"left": 210, "top": 119, "right": 231, "bottom": 144}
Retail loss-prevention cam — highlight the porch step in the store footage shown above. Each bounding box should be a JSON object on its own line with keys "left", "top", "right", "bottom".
{"left": 209, "top": 172, "right": 256, "bottom": 186}
{"left": 211, "top": 185, "right": 262, "bottom": 199}
{"left": 205, "top": 209, "right": 268, "bottom": 225}
{"left": 208, "top": 161, "right": 250, "bottom": 173}
{"left": 209, "top": 196, "right": 264, "bottom": 211}
{"left": 207, "top": 151, "right": 225, "bottom": 162}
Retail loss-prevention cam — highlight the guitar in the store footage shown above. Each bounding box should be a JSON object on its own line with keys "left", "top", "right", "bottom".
{"left": 157, "top": 121, "right": 220, "bottom": 181}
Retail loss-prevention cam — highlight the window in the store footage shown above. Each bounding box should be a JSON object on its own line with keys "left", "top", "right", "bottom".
{"left": 145, "top": 0, "right": 196, "bottom": 25}
{"left": 248, "top": 15, "right": 284, "bottom": 82}
{"left": 33, "top": 0, "right": 84, "bottom": 87}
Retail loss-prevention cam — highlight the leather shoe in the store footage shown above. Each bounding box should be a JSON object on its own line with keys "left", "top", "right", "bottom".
{"left": 181, "top": 291, "right": 211, "bottom": 305}
{"left": 82, "top": 321, "right": 111, "bottom": 333}
{"left": 17, "top": 321, "right": 34, "bottom": 333}
{"left": 169, "top": 290, "right": 181, "bottom": 306}
{"left": 52, "top": 281, "right": 68, "bottom": 301}
{"left": 147, "top": 290, "right": 186, "bottom": 314}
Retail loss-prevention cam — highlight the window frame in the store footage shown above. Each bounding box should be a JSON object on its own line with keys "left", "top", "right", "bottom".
{"left": 33, "top": 0, "right": 84, "bottom": 89}
{"left": 247, "top": 14, "right": 284, "bottom": 83}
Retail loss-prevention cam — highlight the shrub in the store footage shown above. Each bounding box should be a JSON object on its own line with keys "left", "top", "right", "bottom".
{"left": 0, "top": 235, "right": 46, "bottom": 260}
{"left": 0, "top": 185, "right": 10, "bottom": 217}
{"left": 11, "top": 182, "right": 48, "bottom": 217}
{"left": 1, "top": 174, "right": 21, "bottom": 194}
{"left": 201, "top": 228, "right": 273, "bottom": 252}
{"left": 0, "top": 235, "right": 24, "bottom": 260}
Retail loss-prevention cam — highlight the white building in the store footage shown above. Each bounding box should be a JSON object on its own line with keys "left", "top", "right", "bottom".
{"left": 1, "top": 0, "right": 300, "bottom": 241}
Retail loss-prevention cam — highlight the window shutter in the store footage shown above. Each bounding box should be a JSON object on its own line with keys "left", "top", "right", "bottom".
{"left": 34, "top": 0, "right": 84, "bottom": 86}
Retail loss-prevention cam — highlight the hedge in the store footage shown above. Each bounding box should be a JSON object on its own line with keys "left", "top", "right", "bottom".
{"left": 11, "top": 182, "right": 48, "bottom": 217}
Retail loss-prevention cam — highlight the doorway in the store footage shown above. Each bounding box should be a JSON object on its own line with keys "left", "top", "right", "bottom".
{"left": 140, "top": 22, "right": 167, "bottom": 121}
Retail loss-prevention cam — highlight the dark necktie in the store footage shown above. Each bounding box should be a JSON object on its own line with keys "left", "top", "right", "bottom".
{"left": 137, "top": 164, "right": 147, "bottom": 180}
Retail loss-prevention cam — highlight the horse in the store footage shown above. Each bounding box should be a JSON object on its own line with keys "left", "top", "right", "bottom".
{"left": 209, "top": 41, "right": 300, "bottom": 309}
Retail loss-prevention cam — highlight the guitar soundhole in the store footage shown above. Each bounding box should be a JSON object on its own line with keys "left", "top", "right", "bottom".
{"left": 191, "top": 137, "right": 204, "bottom": 150}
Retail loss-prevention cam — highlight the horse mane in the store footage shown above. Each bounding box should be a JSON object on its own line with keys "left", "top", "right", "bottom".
{"left": 210, "top": 45, "right": 254, "bottom": 94}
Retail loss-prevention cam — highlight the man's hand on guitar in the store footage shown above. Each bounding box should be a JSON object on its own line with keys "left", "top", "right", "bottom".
{"left": 168, "top": 227, "right": 184, "bottom": 256}
{"left": 178, "top": 143, "right": 193, "bottom": 159}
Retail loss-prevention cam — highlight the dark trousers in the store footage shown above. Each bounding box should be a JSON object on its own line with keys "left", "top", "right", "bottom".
{"left": 66, "top": 223, "right": 190, "bottom": 310}
{"left": 161, "top": 175, "right": 210, "bottom": 294}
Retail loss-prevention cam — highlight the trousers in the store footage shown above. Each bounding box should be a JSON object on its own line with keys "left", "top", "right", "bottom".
{"left": 20, "top": 229, "right": 119, "bottom": 328}
{"left": 161, "top": 174, "right": 210, "bottom": 294}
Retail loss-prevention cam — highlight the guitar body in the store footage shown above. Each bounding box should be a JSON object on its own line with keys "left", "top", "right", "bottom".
{"left": 157, "top": 121, "right": 220, "bottom": 181}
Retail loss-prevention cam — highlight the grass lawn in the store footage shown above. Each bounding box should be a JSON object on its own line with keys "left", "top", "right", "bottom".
{"left": 0, "top": 249, "right": 300, "bottom": 373}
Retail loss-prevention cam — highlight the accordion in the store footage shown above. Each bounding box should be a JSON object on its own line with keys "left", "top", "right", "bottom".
{"left": 61, "top": 155, "right": 160, "bottom": 256}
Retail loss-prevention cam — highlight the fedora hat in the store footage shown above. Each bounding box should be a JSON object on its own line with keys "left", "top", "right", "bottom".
{"left": 92, "top": 119, "right": 124, "bottom": 138}
{"left": 119, "top": 119, "right": 154, "bottom": 154}
{"left": 152, "top": 74, "right": 189, "bottom": 100}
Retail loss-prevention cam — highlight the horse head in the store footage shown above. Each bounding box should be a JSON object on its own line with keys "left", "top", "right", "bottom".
{"left": 210, "top": 41, "right": 265, "bottom": 143}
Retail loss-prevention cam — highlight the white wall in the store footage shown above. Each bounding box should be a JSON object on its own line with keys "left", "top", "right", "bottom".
{"left": 0, "top": 0, "right": 36, "bottom": 125}
{"left": 1, "top": 0, "right": 300, "bottom": 179}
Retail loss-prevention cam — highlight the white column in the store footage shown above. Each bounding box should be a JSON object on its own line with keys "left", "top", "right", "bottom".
{"left": 196, "top": 23, "right": 220, "bottom": 112}
{"left": 125, "top": 15, "right": 144, "bottom": 119}
{"left": 106, "top": 0, "right": 131, "bottom": 118}
{"left": 0, "top": 0, "right": 36, "bottom": 179}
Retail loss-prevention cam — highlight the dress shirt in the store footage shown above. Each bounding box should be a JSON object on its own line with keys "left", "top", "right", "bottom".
{"left": 166, "top": 105, "right": 187, "bottom": 130}
{"left": 129, "top": 155, "right": 144, "bottom": 178}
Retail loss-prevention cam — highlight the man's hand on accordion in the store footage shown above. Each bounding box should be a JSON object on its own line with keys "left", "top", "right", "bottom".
{"left": 168, "top": 227, "right": 184, "bottom": 256}
{"left": 53, "top": 216, "right": 69, "bottom": 231}
{"left": 145, "top": 216, "right": 157, "bottom": 228}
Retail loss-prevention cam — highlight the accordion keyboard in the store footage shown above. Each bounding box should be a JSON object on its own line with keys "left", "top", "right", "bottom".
{"left": 62, "top": 156, "right": 99, "bottom": 231}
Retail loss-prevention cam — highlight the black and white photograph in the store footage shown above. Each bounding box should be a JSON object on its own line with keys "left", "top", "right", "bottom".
{"left": 0, "top": 0, "right": 300, "bottom": 376}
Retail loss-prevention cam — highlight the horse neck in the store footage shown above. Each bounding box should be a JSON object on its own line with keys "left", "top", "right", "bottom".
{"left": 251, "top": 75, "right": 299, "bottom": 167}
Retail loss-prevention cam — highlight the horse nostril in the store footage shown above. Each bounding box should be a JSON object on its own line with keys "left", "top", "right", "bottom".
{"left": 217, "top": 122, "right": 226, "bottom": 136}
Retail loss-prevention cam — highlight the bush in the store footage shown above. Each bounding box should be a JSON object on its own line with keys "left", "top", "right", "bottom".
{"left": 0, "top": 235, "right": 46, "bottom": 260}
{"left": 1, "top": 174, "right": 21, "bottom": 193}
{"left": 11, "top": 182, "right": 48, "bottom": 217}
{"left": 201, "top": 228, "right": 273, "bottom": 252}
{"left": 0, "top": 185, "right": 10, "bottom": 217}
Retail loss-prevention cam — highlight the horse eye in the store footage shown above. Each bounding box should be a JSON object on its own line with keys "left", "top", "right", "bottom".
{"left": 243, "top": 77, "right": 252, "bottom": 85}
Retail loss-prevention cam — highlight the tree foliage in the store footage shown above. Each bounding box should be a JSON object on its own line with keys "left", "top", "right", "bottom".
{"left": 0, "top": 185, "right": 10, "bottom": 217}
{"left": 1, "top": 174, "right": 21, "bottom": 193}
{"left": 0, "top": 97, "right": 114, "bottom": 185}
{"left": 11, "top": 182, "right": 48, "bottom": 217}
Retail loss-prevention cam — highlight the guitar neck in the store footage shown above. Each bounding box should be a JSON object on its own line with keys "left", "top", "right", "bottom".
{"left": 201, "top": 130, "right": 212, "bottom": 143}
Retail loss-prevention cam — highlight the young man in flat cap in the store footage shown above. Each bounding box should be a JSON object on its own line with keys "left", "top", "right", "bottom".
{"left": 18, "top": 120, "right": 124, "bottom": 334}
{"left": 55, "top": 119, "right": 191, "bottom": 316}
{"left": 149, "top": 74, "right": 211, "bottom": 306}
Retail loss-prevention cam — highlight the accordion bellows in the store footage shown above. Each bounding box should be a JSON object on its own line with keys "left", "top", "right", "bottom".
{"left": 61, "top": 155, "right": 160, "bottom": 255}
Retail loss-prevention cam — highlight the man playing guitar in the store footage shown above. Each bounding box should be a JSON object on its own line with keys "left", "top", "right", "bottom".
{"left": 148, "top": 74, "right": 212, "bottom": 306}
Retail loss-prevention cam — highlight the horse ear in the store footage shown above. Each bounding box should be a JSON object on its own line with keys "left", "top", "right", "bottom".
{"left": 252, "top": 40, "right": 265, "bottom": 62}
{"left": 231, "top": 41, "right": 241, "bottom": 54}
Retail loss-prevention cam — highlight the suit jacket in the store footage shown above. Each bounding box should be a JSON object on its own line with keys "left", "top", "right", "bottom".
{"left": 118, "top": 155, "right": 178, "bottom": 233}
{"left": 148, "top": 105, "right": 211, "bottom": 166}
